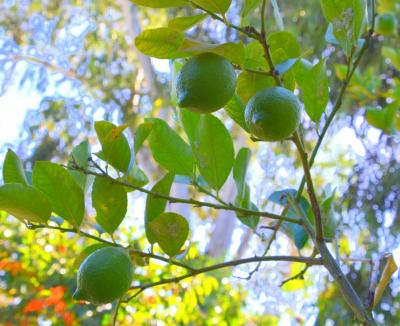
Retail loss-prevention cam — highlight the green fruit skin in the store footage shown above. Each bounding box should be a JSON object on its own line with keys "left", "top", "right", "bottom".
{"left": 73, "top": 247, "right": 133, "bottom": 305}
{"left": 245, "top": 87, "right": 301, "bottom": 142}
{"left": 176, "top": 52, "right": 236, "bottom": 113}
{"left": 376, "top": 13, "right": 397, "bottom": 35}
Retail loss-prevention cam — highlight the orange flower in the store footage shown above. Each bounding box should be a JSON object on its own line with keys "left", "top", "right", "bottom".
{"left": 54, "top": 301, "right": 67, "bottom": 313}
{"left": 23, "top": 299, "right": 45, "bottom": 313}
{"left": 63, "top": 312, "right": 74, "bottom": 326}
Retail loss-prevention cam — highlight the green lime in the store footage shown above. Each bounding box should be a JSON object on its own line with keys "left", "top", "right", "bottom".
{"left": 245, "top": 87, "right": 301, "bottom": 142}
{"left": 376, "top": 13, "right": 397, "bottom": 36}
{"left": 73, "top": 247, "right": 133, "bottom": 304}
{"left": 176, "top": 52, "right": 236, "bottom": 113}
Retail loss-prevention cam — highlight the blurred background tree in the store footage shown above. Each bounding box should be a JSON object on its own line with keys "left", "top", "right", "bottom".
{"left": 0, "top": 0, "right": 399, "bottom": 324}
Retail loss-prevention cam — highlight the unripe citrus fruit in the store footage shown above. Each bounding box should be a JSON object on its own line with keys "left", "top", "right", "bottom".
{"left": 245, "top": 87, "right": 301, "bottom": 142}
{"left": 176, "top": 52, "right": 236, "bottom": 113}
{"left": 73, "top": 247, "right": 133, "bottom": 304}
{"left": 376, "top": 13, "right": 397, "bottom": 36}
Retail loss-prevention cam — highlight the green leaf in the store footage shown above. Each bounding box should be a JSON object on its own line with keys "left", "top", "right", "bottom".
{"left": 301, "top": 60, "right": 329, "bottom": 122}
{"left": 321, "top": 190, "right": 337, "bottom": 241}
{"left": 233, "top": 147, "right": 251, "bottom": 201}
{"left": 32, "top": 161, "right": 85, "bottom": 227}
{"left": 145, "top": 173, "right": 175, "bottom": 244}
{"left": 235, "top": 184, "right": 259, "bottom": 229}
{"left": 69, "top": 140, "right": 90, "bottom": 190}
{"left": 294, "top": 58, "right": 313, "bottom": 85}
{"left": 130, "top": 0, "right": 186, "bottom": 7}
{"left": 192, "top": 114, "right": 234, "bottom": 191}
{"left": 95, "top": 121, "right": 131, "bottom": 173}
{"left": 320, "top": 0, "right": 366, "bottom": 56}
{"left": 134, "top": 122, "right": 152, "bottom": 155}
{"left": 237, "top": 71, "right": 274, "bottom": 102}
{"left": 0, "top": 183, "right": 51, "bottom": 224}
{"left": 3, "top": 149, "right": 29, "bottom": 185}
{"left": 268, "top": 31, "right": 301, "bottom": 58}
{"left": 191, "top": 0, "right": 232, "bottom": 14}
{"left": 73, "top": 243, "right": 111, "bottom": 269}
{"left": 366, "top": 102, "right": 399, "bottom": 135}
{"left": 147, "top": 118, "right": 195, "bottom": 176}
{"left": 168, "top": 14, "right": 208, "bottom": 31}
{"left": 135, "top": 28, "right": 187, "bottom": 59}
{"left": 224, "top": 93, "right": 249, "bottom": 131}
{"left": 242, "top": 0, "right": 262, "bottom": 24}
{"left": 149, "top": 212, "right": 189, "bottom": 257}
{"left": 271, "top": 49, "right": 296, "bottom": 91}
{"left": 244, "top": 41, "right": 268, "bottom": 70}
{"left": 118, "top": 165, "right": 149, "bottom": 192}
{"left": 268, "top": 189, "right": 311, "bottom": 250}
{"left": 181, "top": 41, "right": 245, "bottom": 65}
{"left": 92, "top": 176, "right": 127, "bottom": 234}
{"left": 180, "top": 109, "right": 201, "bottom": 143}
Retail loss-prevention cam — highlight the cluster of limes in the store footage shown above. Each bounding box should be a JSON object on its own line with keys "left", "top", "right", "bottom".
{"left": 176, "top": 52, "right": 301, "bottom": 142}
{"left": 73, "top": 54, "right": 302, "bottom": 305}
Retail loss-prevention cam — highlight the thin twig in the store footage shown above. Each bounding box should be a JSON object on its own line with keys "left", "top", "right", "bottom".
{"left": 186, "top": 0, "right": 258, "bottom": 39}
{"left": 66, "top": 164, "right": 302, "bottom": 225}
{"left": 27, "top": 223, "right": 196, "bottom": 271}
{"left": 112, "top": 298, "right": 122, "bottom": 326}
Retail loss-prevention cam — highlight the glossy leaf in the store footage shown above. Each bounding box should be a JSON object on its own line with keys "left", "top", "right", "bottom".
{"left": 118, "top": 165, "right": 149, "bottom": 192}
{"left": 224, "top": 93, "right": 249, "bottom": 132}
{"left": 135, "top": 28, "right": 187, "bottom": 59}
{"left": 192, "top": 114, "right": 234, "bottom": 191}
{"left": 268, "top": 189, "right": 311, "bottom": 249}
{"left": 3, "top": 149, "right": 29, "bottom": 185}
{"left": 145, "top": 173, "right": 175, "bottom": 244}
{"left": 237, "top": 71, "right": 274, "bottom": 102}
{"left": 134, "top": 122, "right": 152, "bottom": 155}
{"left": 181, "top": 41, "right": 245, "bottom": 66}
{"left": 0, "top": 183, "right": 51, "bottom": 224}
{"left": 242, "top": 0, "right": 262, "bottom": 24}
{"left": 235, "top": 184, "right": 259, "bottom": 229}
{"left": 32, "top": 161, "right": 85, "bottom": 227}
{"left": 320, "top": 0, "right": 366, "bottom": 56}
{"left": 147, "top": 118, "right": 194, "bottom": 176}
{"left": 149, "top": 212, "right": 189, "bottom": 257}
{"left": 191, "top": 0, "right": 232, "bottom": 14}
{"left": 244, "top": 41, "right": 268, "bottom": 70}
{"left": 233, "top": 147, "right": 251, "bottom": 201}
{"left": 321, "top": 190, "right": 337, "bottom": 241}
{"left": 69, "top": 140, "right": 90, "bottom": 190}
{"left": 268, "top": 31, "right": 301, "bottom": 58}
{"left": 301, "top": 60, "right": 329, "bottom": 122}
{"left": 180, "top": 109, "right": 201, "bottom": 143}
{"left": 95, "top": 121, "right": 131, "bottom": 173}
{"left": 92, "top": 176, "right": 127, "bottom": 234}
{"left": 366, "top": 102, "right": 398, "bottom": 135}
{"left": 168, "top": 14, "right": 208, "bottom": 31}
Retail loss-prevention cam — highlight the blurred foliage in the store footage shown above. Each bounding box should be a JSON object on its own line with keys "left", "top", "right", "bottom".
{"left": 0, "top": 0, "right": 399, "bottom": 324}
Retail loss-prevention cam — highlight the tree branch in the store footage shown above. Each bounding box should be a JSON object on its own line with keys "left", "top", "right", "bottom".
{"left": 186, "top": 0, "right": 258, "bottom": 39}
{"left": 125, "top": 255, "right": 323, "bottom": 302}
{"left": 26, "top": 223, "right": 196, "bottom": 271}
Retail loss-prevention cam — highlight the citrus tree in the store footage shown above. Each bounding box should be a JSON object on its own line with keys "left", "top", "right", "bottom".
{"left": 1, "top": 0, "right": 399, "bottom": 324}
